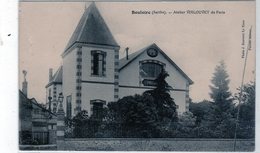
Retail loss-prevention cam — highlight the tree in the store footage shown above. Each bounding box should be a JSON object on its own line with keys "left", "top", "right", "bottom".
{"left": 190, "top": 100, "right": 213, "bottom": 125}
{"left": 175, "top": 111, "right": 197, "bottom": 138}
{"left": 144, "top": 70, "right": 178, "bottom": 125}
{"left": 101, "top": 70, "right": 178, "bottom": 138}
{"left": 203, "top": 61, "right": 236, "bottom": 138}
{"left": 237, "top": 82, "right": 255, "bottom": 121}
{"left": 69, "top": 110, "right": 89, "bottom": 137}
{"left": 235, "top": 81, "right": 255, "bottom": 138}
{"left": 104, "top": 94, "right": 160, "bottom": 138}
{"left": 209, "top": 60, "right": 233, "bottom": 111}
{"left": 65, "top": 110, "right": 104, "bottom": 138}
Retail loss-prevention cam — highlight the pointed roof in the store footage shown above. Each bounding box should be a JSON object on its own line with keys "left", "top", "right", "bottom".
{"left": 119, "top": 43, "right": 194, "bottom": 85}
{"left": 64, "top": 3, "right": 119, "bottom": 53}
{"left": 45, "top": 66, "right": 62, "bottom": 88}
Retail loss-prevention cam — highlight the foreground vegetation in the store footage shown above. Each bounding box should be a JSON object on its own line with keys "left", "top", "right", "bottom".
{"left": 65, "top": 61, "right": 255, "bottom": 138}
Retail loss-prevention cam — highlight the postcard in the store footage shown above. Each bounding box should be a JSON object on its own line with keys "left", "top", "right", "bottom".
{"left": 18, "top": 0, "right": 255, "bottom": 151}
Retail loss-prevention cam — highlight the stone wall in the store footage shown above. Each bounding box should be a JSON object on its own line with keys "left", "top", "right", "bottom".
{"left": 20, "top": 144, "right": 57, "bottom": 150}
{"left": 57, "top": 138, "right": 254, "bottom": 151}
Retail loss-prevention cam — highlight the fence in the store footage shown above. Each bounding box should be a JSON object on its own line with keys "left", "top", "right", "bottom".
{"left": 20, "top": 131, "right": 49, "bottom": 145}
{"left": 32, "top": 132, "right": 49, "bottom": 145}
{"left": 65, "top": 122, "right": 164, "bottom": 138}
{"left": 56, "top": 105, "right": 255, "bottom": 151}
{"left": 64, "top": 120, "right": 255, "bottom": 139}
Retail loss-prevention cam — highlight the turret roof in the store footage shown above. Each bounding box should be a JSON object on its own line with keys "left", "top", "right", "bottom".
{"left": 64, "top": 3, "right": 119, "bottom": 53}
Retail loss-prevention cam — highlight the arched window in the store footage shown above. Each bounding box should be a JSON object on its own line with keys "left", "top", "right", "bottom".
{"left": 140, "top": 60, "right": 165, "bottom": 86}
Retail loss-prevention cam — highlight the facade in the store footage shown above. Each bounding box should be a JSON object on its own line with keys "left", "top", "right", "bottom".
{"left": 46, "top": 3, "right": 193, "bottom": 118}
{"left": 45, "top": 66, "right": 63, "bottom": 114}
{"left": 19, "top": 90, "right": 57, "bottom": 145}
{"left": 119, "top": 43, "right": 193, "bottom": 114}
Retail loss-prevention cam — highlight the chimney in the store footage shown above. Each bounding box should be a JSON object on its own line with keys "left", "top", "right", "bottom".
{"left": 125, "top": 47, "right": 129, "bottom": 60}
{"left": 22, "top": 70, "right": 28, "bottom": 97}
{"left": 49, "top": 68, "right": 53, "bottom": 81}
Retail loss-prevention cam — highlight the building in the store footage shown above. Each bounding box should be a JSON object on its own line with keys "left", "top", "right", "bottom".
{"left": 46, "top": 3, "right": 193, "bottom": 118}
{"left": 19, "top": 71, "right": 57, "bottom": 146}
{"left": 45, "top": 66, "right": 63, "bottom": 114}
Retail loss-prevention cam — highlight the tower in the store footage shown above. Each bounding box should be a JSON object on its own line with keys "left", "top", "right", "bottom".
{"left": 61, "top": 3, "right": 120, "bottom": 117}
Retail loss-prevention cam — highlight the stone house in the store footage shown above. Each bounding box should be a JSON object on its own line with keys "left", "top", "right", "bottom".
{"left": 46, "top": 3, "right": 193, "bottom": 118}
{"left": 19, "top": 75, "right": 57, "bottom": 146}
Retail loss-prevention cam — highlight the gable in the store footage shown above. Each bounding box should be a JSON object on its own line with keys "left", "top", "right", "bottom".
{"left": 119, "top": 43, "right": 193, "bottom": 85}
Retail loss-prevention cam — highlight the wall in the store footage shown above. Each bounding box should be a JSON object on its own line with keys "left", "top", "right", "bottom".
{"left": 20, "top": 144, "right": 57, "bottom": 150}
{"left": 119, "top": 87, "right": 187, "bottom": 113}
{"left": 51, "top": 84, "right": 62, "bottom": 113}
{"left": 62, "top": 48, "right": 77, "bottom": 116}
{"left": 46, "top": 84, "right": 62, "bottom": 101}
{"left": 19, "top": 91, "right": 58, "bottom": 146}
{"left": 57, "top": 138, "right": 254, "bottom": 151}
{"left": 80, "top": 45, "right": 116, "bottom": 115}
{"left": 119, "top": 49, "right": 190, "bottom": 113}
{"left": 81, "top": 46, "right": 115, "bottom": 83}
{"left": 48, "top": 125, "right": 57, "bottom": 144}
{"left": 81, "top": 83, "right": 115, "bottom": 114}
{"left": 19, "top": 92, "right": 32, "bottom": 132}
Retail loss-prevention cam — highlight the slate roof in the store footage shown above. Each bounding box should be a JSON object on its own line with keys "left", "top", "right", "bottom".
{"left": 119, "top": 43, "right": 194, "bottom": 85}
{"left": 119, "top": 45, "right": 150, "bottom": 70}
{"left": 64, "top": 2, "right": 119, "bottom": 53}
{"left": 46, "top": 66, "right": 62, "bottom": 88}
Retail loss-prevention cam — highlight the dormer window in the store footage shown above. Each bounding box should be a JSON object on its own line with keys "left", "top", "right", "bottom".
{"left": 140, "top": 60, "right": 165, "bottom": 86}
{"left": 91, "top": 51, "right": 106, "bottom": 76}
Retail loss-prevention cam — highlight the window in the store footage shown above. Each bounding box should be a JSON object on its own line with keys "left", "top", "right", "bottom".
{"left": 92, "top": 103, "right": 103, "bottom": 119}
{"left": 91, "top": 51, "right": 106, "bottom": 76}
{"left": 141, "top": 63, "right": 163, "bottom": 78}
{"left": 140, "top": 61, "right": 164, "bottom": 86}
{"left": 66, "top": 95, "right": 72, "bottom": 118}
{"left": 90, "top": 100, "right": 106, "bottom": 120}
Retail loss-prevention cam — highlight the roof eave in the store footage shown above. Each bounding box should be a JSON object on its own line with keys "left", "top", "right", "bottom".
{"left": 62, "top": 42, "right": 120, "bottom": 58}
{"left": 156, "top": 46, "right": 194, "bottom": 85}
{"left": 45, "top": 81, "right": 62, "bottom": 88}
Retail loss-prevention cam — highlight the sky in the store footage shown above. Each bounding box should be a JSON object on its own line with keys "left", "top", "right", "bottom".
{"left": 19, "top": 1, "right": 255, "bottom": 104}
